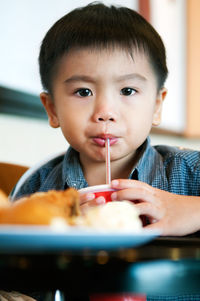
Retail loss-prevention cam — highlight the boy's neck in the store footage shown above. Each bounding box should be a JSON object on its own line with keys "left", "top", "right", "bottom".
{"left": 82, "top": 151, "right": 140, "bottom": 186}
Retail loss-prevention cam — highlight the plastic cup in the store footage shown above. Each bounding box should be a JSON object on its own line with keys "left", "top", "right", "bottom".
{"left": 79, "top": 184, "right": 116, "bottom": 203}
{"left": 79, "top": 184, "right": 147, "bottom": 226}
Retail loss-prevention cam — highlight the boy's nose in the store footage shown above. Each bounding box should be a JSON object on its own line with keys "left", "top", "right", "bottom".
{"left": 93, "top": 111, "right": 116, "bottom": 122}
{"left": 92, "top": 95, "right": 118, "bottom": 123}
{"left": 93, "top": 95, "right": 118, "bottom": 122}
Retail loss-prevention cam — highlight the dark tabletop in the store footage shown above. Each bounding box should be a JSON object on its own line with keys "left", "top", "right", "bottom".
{"left": 1, "top": 236, "right": 200, "bottom": 298}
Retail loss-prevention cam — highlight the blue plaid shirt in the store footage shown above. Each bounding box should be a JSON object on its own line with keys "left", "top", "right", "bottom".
{"left": 13, "top": 137, "right": 200, "bottom": 301}
{"left": 14, "top": 137, "right": 200, "bottom": 199}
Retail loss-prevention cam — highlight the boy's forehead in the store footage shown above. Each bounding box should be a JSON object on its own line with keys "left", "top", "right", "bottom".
{"left": 51, "top": 47, "right": 159, "bottom": 94}
{"left": 58, "top": 47, "right": 152, "bottom": 72}
{"left": 64, "top": 45, "right": 147, "bottom": 59}
{"left": 53, "top": 47, "right": 156, "bottom": 86}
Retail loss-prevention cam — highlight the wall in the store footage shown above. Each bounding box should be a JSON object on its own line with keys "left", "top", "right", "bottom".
{"left": 0, "top": 0, "right": 138, "bottom": 166}
{"left": 185, "top": 0, "right": 200, "bottom": 136}
{"left": 0, "top": 0, "right": 137, "bottom": 94}
{"left": 1, "top": 113, "right": 200, "bottom": 167}
{"left": 0, "top": 0, "right": 186, "bottom": 133}
{"left": 0, "top": 113, "right": 67, "bottom": 166}
{"left": 1, "top": 0, "right": 194, "bottom": 166}
{"left": 151, "top": 0, "right": 186, "bottom": 133}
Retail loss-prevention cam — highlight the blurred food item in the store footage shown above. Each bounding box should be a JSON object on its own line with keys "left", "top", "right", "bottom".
{"left": 0, "top": 290, "right": 36, "bottom": 301}
{"left": 0, "top": 188, "right": 80, "bottom": 225}
{"left": 76, "top": 201, "right": 142, "bottom": 232}
{"left": 0, "top": 189, "right": 142, "bottom": 232}
{"left": 0, "top": 189, "right": 10, "bottom": 207}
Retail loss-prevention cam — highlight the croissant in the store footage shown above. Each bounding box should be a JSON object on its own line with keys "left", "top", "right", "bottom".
{"left": 0, "top": 188, "right": 80, "bottom": 225}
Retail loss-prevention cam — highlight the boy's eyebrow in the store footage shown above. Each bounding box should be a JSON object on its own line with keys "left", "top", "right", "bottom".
{"left": 63, "top": 73, "right": 147, "bottom": 84}
{"left": 63, "top": 75, "right": 96, "bottom": 84}
{"left": 115, "top": 73, "right": 147, "bottom": 82}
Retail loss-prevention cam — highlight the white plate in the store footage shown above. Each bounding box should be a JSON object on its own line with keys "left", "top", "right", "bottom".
{"left": 0, "top": 226, "right": 160, "bottom": 252}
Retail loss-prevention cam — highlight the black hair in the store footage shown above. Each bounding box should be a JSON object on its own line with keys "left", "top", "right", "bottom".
{"left": 39, "top": 2, "right": 168, "bottom": 94}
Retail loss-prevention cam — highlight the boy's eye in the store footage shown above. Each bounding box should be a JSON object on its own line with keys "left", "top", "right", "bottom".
{"left": 75, "top": 88, "right": 92, "bottom": 97}
{"left": 120, "top": 87, "right": 136, "bottom": 96}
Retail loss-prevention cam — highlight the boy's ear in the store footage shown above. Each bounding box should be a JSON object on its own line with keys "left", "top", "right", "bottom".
{"left": 152, "top": 87, "right": 167, "bottom": 126}
{"left": 40, "top": 92, "right": 60, "bottom": 128}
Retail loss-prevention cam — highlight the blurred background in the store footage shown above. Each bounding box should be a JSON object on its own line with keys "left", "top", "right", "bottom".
{"left": 0, "top": 0, "right": 200, "bottom": 166}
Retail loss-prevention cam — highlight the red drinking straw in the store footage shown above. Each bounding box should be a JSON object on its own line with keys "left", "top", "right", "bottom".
{"left": 105, "top": 138, "right": 111, "bottom": 184}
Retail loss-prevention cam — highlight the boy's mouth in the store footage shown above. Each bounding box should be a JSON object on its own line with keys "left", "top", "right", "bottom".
{"left": 92, "top": 135, "right": 118, "bottom": 147}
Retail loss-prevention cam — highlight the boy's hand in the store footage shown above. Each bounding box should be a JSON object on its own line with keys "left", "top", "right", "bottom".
{"left": 111, "top": 179, "right": 200, "bottom": 236}
{"left": 79, "top": 192, "right": 105, "bottom": 212}
{"left": 0, "top": 291, "right": 36, "bottom": 301}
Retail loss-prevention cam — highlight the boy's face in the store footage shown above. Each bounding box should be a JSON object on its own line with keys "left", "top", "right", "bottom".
{"left": 41, "top": 48, "right": 166, "bottom": 166}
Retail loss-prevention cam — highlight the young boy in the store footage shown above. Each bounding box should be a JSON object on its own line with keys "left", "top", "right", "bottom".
{"left": 13, "top": 2, "right": 200, "bottom": 236}
{"left": 13, "top": 2, "right": 200, "bottom": 238}
{"left": 7, "top": 2, "right": 200, "bottom": 301}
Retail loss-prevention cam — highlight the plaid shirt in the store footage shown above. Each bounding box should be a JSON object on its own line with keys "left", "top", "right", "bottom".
{"left": 14, "top": 137, "right": 200, "bottom": 199}
{"left": 13, "top": 137, "right": 200, "bottom": 301}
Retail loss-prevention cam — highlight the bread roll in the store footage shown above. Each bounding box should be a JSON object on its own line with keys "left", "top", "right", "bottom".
{"left": 0, "top": 188, "right": 80, "bottom": 225}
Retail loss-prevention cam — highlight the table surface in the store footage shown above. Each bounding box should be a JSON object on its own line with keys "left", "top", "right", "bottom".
{"left": 1, "top": 235, "right": 200, "bottom": 297}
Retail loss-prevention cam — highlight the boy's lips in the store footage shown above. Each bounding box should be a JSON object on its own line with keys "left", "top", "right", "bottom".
{"left": 92, "top": 135, "right": 118, "bottom": 147}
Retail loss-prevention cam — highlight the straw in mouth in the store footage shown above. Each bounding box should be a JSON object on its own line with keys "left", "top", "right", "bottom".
{"left": 105, "top": 138, "right": 111, "bottom": 184}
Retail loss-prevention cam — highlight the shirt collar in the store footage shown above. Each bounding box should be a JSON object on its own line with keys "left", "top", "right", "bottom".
{"left": 63, "top": 137, "right": 168, "bottom": 190}
{"left": 135, "top": 137, "right": 168, "bottom": 189}
{"left": 63, "top": 147, "right": 88, "bottom": 190}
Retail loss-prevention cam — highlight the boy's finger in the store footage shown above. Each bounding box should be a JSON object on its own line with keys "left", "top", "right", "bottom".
{"left": 79, "top": 193, "right": 95, "bottom": 205}
{"left": 111, "top": 179, "right": 152, "bottom": 191}
{"left": 134, "top": 202, "right": 162, "bottom": 219}
{"left": 111, "top": 188, "right": 154, "bottom": 203}
{"left": 143, "top": 221, "right": 164, "bottom": 235}
{"left": 80, "top": 199, "right": 105, "bottom": 213}
{"left": 80, "top": 196, "right": 106, "bottom": 208}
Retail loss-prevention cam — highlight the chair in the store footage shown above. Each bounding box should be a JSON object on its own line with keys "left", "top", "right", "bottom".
{"left": 11, "top": 150, "right": 65, "bottom": 200}
{"left": 0, "top": 162, "right": 29, "bottom": 196}
{"left": 0, "top": 150, "right": 65, "bottom": 199}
